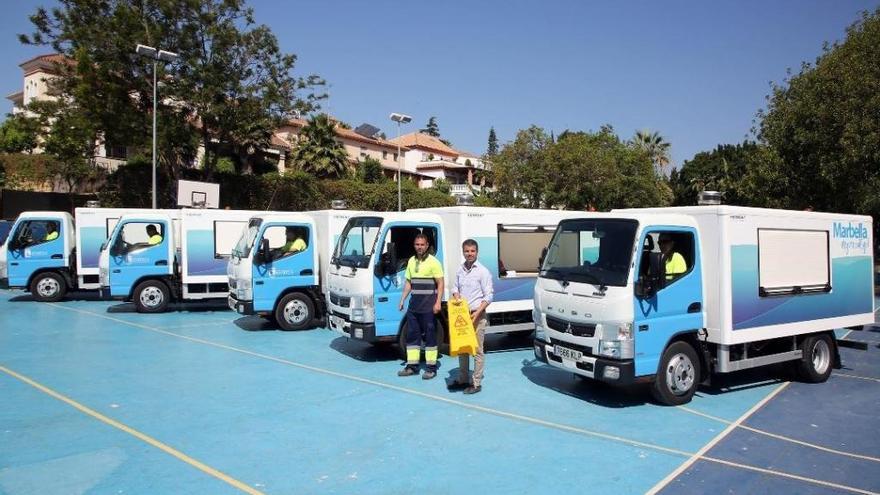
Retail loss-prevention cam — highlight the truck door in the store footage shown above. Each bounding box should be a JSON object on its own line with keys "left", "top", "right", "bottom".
{"left": 633, "top": 227, "right": 703, "bottom": 376}
{"left": 7, "top": 218, "right": 65, "bottom": 287}
{"left": 251, "top": 223, "right": 316, "bottom": 312}
{"left": 373, "top": 222, "right": 443, "bottom": 338}
{"left": 107, "top": 220, "right": 171, "bottom": 297}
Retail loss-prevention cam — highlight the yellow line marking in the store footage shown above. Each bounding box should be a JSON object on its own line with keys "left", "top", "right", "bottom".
{"left": 43, "top": 304, "right": 879, "bottom": 494}
{"left": 0, "top": 365, "right": 264, "bottom": 495}
{"left": 679, "top": 406, "right": 880, "bottom": 463}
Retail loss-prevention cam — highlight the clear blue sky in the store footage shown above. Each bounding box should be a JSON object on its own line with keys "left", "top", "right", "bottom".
{"left": 2, "top": 0, "right": 878, "bottom": 166}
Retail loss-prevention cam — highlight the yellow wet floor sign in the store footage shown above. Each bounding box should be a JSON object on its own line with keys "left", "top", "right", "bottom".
{"left": 448, "top": 298, "right": 478, "bottom": 356}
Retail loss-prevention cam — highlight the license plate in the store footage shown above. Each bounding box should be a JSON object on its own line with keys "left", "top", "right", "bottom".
{"left": 554, "top": 344, "right": 583, "bottom": 361}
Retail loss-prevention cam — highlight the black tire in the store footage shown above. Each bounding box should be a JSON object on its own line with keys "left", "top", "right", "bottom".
{"left": 651, "top": 341, "right": 701, "bottom": 406}
{"left": 396, "top": 316, "right": 446, "bottom": 360}
{"left": 274, "top": 292, "right": 315, "bottom": 331}
{"left": 134, "top": 280, "right": 170, "bottom": 313}
{"left": 797, "top": 333, "right": 834, "bottom": 383}
{"left": 30, "top": 272, "right": 67, "bottom": 302}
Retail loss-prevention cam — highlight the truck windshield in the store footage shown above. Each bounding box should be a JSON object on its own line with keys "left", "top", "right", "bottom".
{"left": 541, "top": 218, "right": 638, "bottom": 287}
{"left": 232, "top": 219, "right": 262, "bottom": 259}
{"left": 333, "top": 217, "right": 383, "bottom": 268}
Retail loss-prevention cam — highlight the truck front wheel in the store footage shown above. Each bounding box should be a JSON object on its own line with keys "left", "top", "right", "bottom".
{"left": 134, "top": 280, "right": 170, "bottom": 313}
{"left": 651, "top": 341, "right": 700, "bottom": 406}
{"left": 275, "top": 292, "right": 315, "bottom": 331}
{"left": 797, "top": 333, "right": 834, "bottom": 383}
{"left": 30, "top": 272, "right": 67, "bottom": 302}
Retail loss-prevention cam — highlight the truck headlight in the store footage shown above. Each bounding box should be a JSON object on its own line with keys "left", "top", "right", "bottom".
{"left": 236, "top": 285, "right": 252, "bottom": 301}
{"left": 599, "top": 340, "right": 622, "bottom": 358}
{"left": 533, "top": 311, "right": 547, "bottom": 341}
{"left": 618, "top": 322, "right": 633, "bottom": 340}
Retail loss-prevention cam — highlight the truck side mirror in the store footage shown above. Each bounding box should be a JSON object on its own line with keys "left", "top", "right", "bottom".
{"left": 539, "top": 246, "right": 548, "bottom": 268}
{"left": 377, "top": 242, "right": 397, "bottom": 277}
{"left": 256, "top": 238, "right": 270, "bottom": 264}
{"left": 635, "top": 252, "right": 665, "bottom": 298}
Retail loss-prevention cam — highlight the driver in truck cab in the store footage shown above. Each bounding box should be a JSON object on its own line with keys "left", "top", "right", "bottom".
{"left": 658, "top": 233, "right": 686, "bottom": 280}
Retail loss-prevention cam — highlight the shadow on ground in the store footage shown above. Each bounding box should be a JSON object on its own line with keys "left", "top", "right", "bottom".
{"left": 329, "top": 336, "right": 402, "bottom": 363}
{"left": 520, "top": 359, "right": 651, "bottom": 408}
{"left": 107, "top": 300, "right": 231, "bottom": 314}
{"left": 9, "top": 291, "right": 106, "bottom": 303}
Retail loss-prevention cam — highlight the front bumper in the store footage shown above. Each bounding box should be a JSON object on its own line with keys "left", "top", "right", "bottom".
{"left": 228, "top": 294, "right": 254, "bottom": 315}
{"left": 327, "top": 311, "right": 388, "bottom": 343}
{"left": 533, "top": 337, "right": 636, "bottom": 385}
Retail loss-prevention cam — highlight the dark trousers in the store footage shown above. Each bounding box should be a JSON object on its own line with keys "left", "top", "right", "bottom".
{"left": 405, "top": 311, "right": 437, "bottom": 371}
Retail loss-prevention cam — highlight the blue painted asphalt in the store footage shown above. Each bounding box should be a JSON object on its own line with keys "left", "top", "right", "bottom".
{"left": 1, "top": 291, "right": 878, "bottom": 494}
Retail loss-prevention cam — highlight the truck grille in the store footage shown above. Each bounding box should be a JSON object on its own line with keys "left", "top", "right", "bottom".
{"left": 546, "top": 316, "right": 596, "bottom": 337}
{"left": 330, "top": 293, "right": 350, "bottom": 307}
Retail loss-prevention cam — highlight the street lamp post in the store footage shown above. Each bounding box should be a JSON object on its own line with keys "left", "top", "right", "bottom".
{"left": 136, "top": 44, "right": 179, "bottom": 209}
{"left": 389, "top": 112, "right": 412, "bottom": 211}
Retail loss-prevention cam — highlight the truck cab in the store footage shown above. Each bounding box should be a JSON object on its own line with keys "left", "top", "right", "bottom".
{"left": 227, "top": 214, "right": 319, "bottom": 330}
{"left": 327, "top": 213, "right": 444, "bottom": 346}
{"left": 0, "top": 211, "right": 75, "bottom": 301}
{"left": 101, "top": 212, "right": 177, "bottom": 312}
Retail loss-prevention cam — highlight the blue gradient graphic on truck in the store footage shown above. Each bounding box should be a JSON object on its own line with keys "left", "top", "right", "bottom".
{"left": 186, "top": 230, "right": 228, "bottom": 276}
{"left": 730, "top": 245, "right": 873, "bottom": 329}
{"left": 475, "top": 237, "right": 539, "bottom": 302}
{"left": 80, "top": 226, "right": 107, "bottom": 268}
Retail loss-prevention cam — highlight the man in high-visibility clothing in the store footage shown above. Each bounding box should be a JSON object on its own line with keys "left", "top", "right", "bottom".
{"left": 281, "top": 227, "right": 307, "bottom": 253}
{"left": 44, "top": 222, "right": 59, "bottom": 242}
{"left": 397, "top": 233, "right": 444, "bottom": 379}
{"left": 146, "top": 225, "right": 163, "bottom": 245}
{"left": 658, "top": 234, "right": 686, "bottom": 281}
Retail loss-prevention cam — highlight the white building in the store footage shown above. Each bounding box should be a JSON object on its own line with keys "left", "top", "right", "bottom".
{"left": 387, "top": 132, "right": 490, "bottom": 197}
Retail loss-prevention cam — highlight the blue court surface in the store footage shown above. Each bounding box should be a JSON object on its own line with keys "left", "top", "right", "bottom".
{"left": 1, "top": 290, "right": 878, "bottom": 494}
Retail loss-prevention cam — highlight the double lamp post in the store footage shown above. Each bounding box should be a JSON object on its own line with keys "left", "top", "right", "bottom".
{"left": 135, "top": 44, "right": 178, "bottom": 209}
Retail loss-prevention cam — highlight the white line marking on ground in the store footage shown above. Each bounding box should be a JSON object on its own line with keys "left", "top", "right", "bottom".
{"left": 645, "top": 383, "right": 789, "bottom": 495}
{"left": 0, "top": 365, "right": 264, "bottom": 495}
{"left": 47, "top": 304, "right": 878, "bottom": 495}
{"left": 679, "top": 406, "right": 880, "bottom": 463}
{"left": 834, "top": 372, "right": 880, "bottom": 383}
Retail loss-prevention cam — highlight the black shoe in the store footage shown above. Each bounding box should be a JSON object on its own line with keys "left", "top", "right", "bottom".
{"left": 463, "top": 385, "right": 482, "bottom": 394}
{"left": 398, "top": 367, "right": 417, "bottom": 377}
{"left": 422, "top": 370, "right": 437, "bottom": 380}
{"left": 448, "top": 380, "right": 469, "bottom": 391}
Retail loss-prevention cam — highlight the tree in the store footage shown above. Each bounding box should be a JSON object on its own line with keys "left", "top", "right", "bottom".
{"left": 487, "top": 127, "right": 498, "bottom": 156}
{"left": 291, "top": 113, "right": 349, "bottom": 178}
{"left": 356, "top": 157, "right": 385, "bottom": 183}
{"left": 20, "top": 0, "right": 325, "bottom": 182}
{"left": 421, "top": 116, "right": 441, "bottom": 137}
{"left": 490, "top": 125, "right": 553, "bottom": 208}
{"left": 431, "top": 178, "right": 451, "bottom": 195}
{"left": 633, "top": 129, "right": 671, "bottom": 175}
{"left": 757, "top": 8, "right": 880, "bottom": 217}
{"left": 0, "top": 115, "right": 40, "bottom": 153}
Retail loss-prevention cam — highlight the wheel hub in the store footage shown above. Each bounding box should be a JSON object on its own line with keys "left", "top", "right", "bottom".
{"left": 283, "top": 299, "right": 308, "bottom": 324}
{"left": 666, "top": 353, "right": 695, "bottom": 396}
{"left": 811, "top": 339, "right": 831, "bottom": 374}
{"left": 140, "top": 286, "right": 164, "bottom": 308}
{"left": 37, "top": 277, "right": 60, "bottom": 298}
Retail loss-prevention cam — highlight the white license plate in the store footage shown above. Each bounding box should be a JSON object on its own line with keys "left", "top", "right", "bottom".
{"left": 554, "top": 344, "right": 583, "bottom": 361}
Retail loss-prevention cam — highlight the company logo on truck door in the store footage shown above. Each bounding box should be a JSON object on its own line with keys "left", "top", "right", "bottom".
{"left": 833, "top": 222, "right": 869, "bottom": 255}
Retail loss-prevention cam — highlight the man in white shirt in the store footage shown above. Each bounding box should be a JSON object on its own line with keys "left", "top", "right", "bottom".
{"left": 449, "top": 239, "right": 494, "bottom": 394}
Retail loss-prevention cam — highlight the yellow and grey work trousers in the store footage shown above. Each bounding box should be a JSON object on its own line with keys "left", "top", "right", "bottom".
{"left": 404, "top": 311, "right": 438, "bottom": 372}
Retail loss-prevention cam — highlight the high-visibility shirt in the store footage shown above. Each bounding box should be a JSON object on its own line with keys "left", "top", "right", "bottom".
{"left": 282, "top": 238, "right": 307, "bottom": 253}
{"left": 665, "top": 252, "right": 687, "bottom": 280}
{"left": 45, "top": 231, "right": 59, "bottom": 241}
{"left": 405, "top": 254, "right": 443, "bottom": 313}
{"left": 148, "top": 234, "right": 163, "bottom": 245}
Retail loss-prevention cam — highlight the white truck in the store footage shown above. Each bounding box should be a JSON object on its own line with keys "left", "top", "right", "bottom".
{"left": 326, "top": 207, "right": 585, "bottom": 350}
{"left": 532, "top": 206, "right": 874, "bottom": 405}
{"left": 226, "top": 209, "right": 371, "bottom": 330}
{"left": 99, "top": 208, "right": 257, "bottom": 312}
{"left": 0, "top": 208, "right": 166, "bottom": 301}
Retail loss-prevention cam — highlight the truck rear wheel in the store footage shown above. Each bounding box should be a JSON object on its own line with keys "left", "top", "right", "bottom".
{"left": 651, "top": 341, "right": 700, "bottom": 406}
{"left": 134, "top": 280, "right": 170, "bottom": 313}
{"left": 30, "top": 272, "right": 67, "bottom": 302}
{"left": 275, "top": 292, "right": 315, "bottom": 331}
{"left": 797, "top": 333, "right": 834, "bottom": 383}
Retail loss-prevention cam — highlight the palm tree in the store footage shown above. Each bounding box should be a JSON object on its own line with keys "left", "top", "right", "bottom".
{"left": 292, "top": 114, "right": 350, "bottom": 178}
{"left": 633, "top": 129, "right": 671, "bottom": 175}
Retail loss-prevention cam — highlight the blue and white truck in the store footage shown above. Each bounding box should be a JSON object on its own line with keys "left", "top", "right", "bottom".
{"left": 326, "top": 207, "right": 585, "bottom": 350}
{"left": 0, "top": 208, "right": 159, "bottom": 301}
{"left": 532, "top": 205, "right": 874, "bottom": 405}
{"left": 99, "top": 208, "right": 255, "bottom": 312}
{"left": 227, "top": 209, "right": 369, "bottom": 330}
